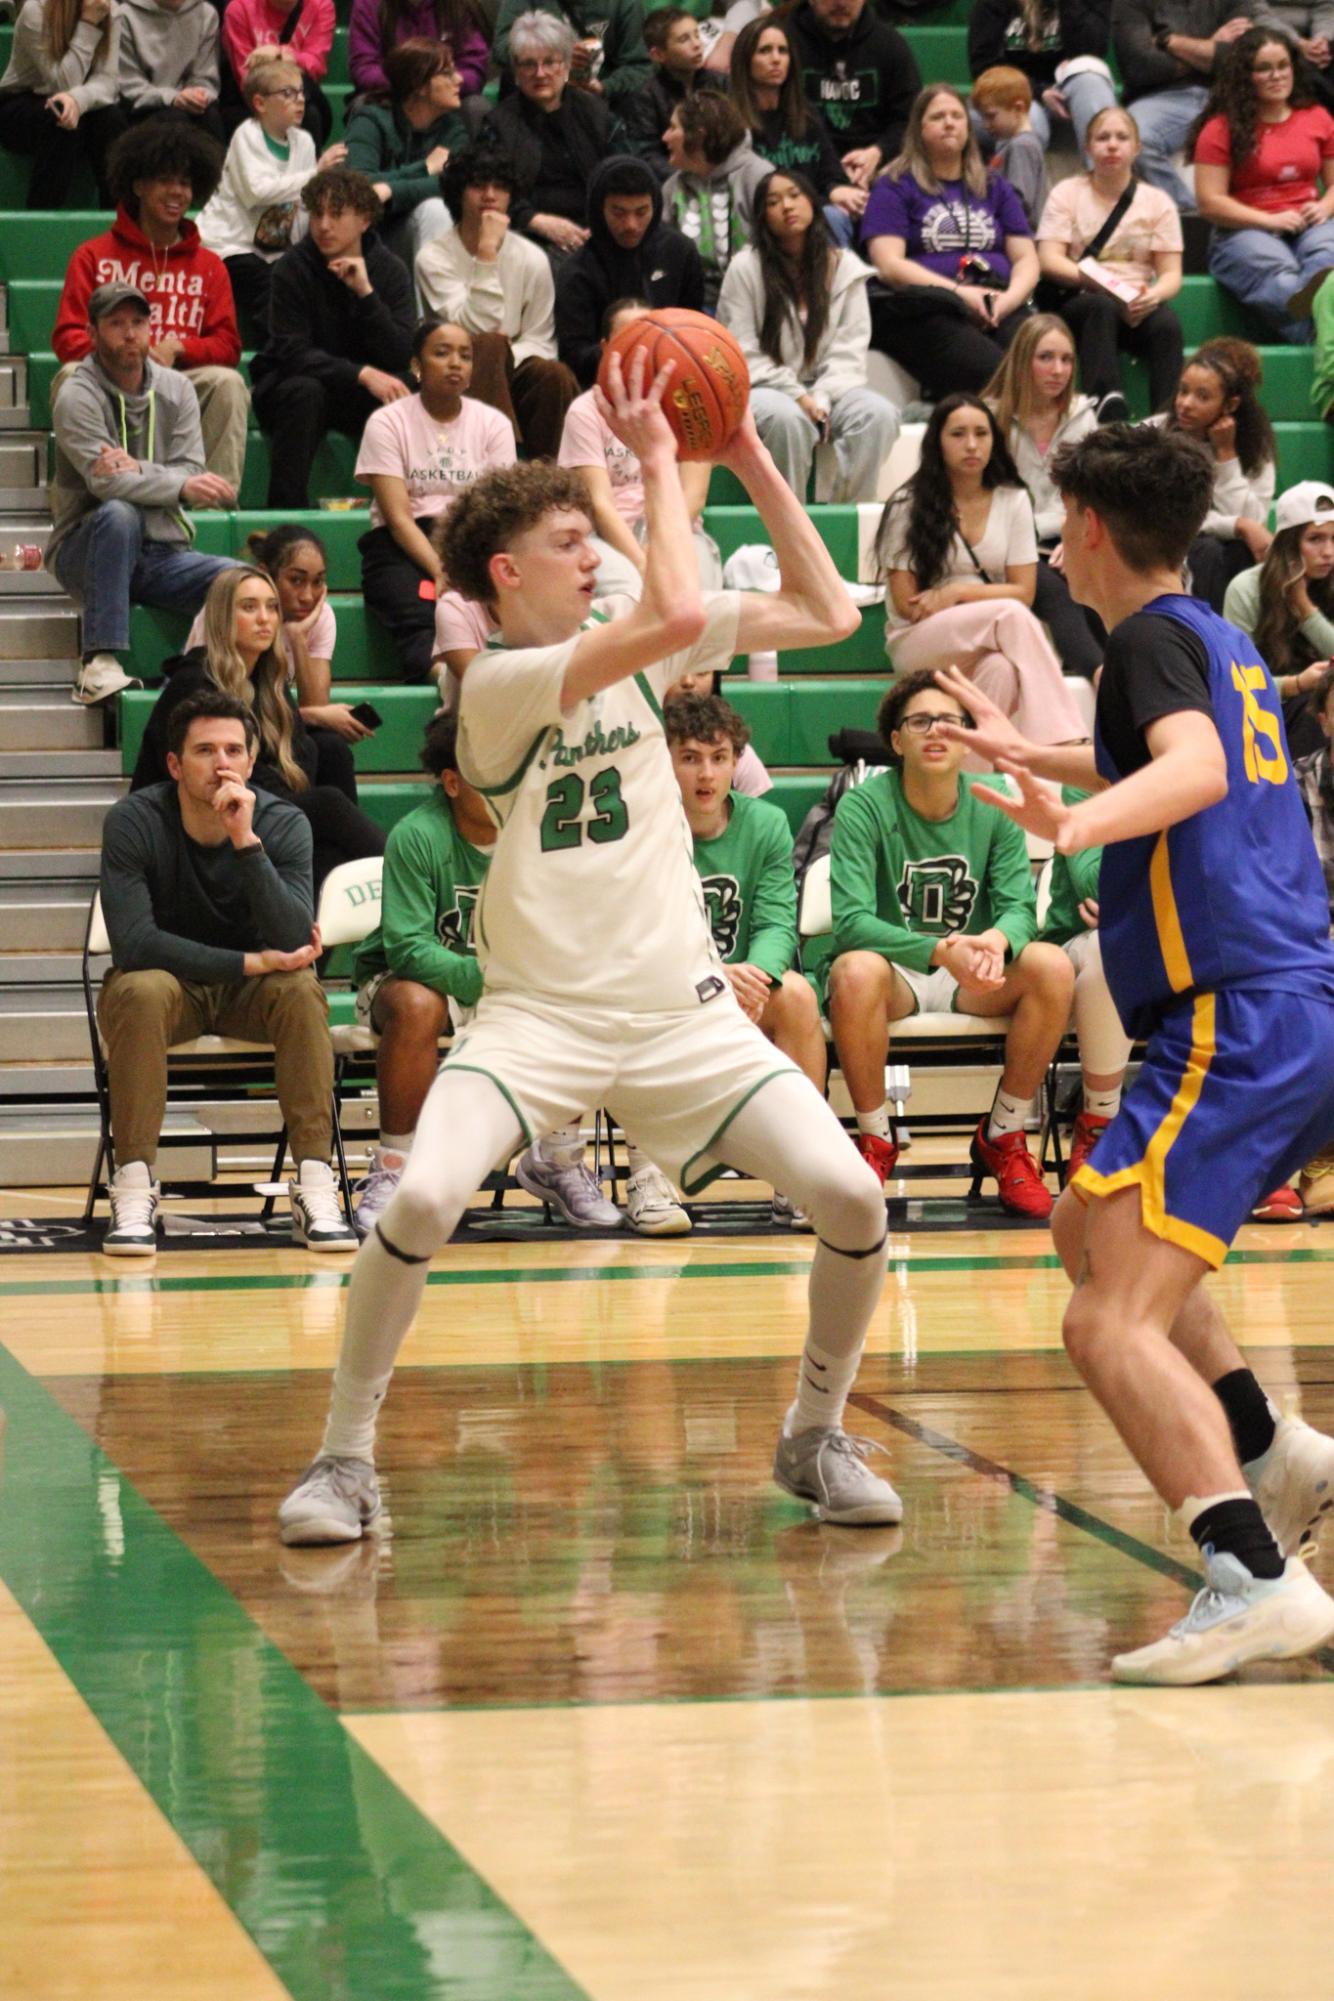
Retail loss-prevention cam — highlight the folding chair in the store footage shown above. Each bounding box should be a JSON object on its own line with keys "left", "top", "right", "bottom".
{"left": 798, "top": 852, "right": 1062, "bottom": 1190}
{"left": 316, "top": 856, "right": 386, "bottom": 1200}
{"left": 82, "top": 884, "right": 358, "bottom": 1227}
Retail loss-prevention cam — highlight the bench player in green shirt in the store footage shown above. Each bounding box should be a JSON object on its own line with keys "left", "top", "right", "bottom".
{"left": 826, "top": 668, "right": 1076, "bottom": 1218}
{"left": 351, "top": 711, "right": 625, "bottom": 1237}
{"left": 667, "top": 689, "right": 826, "bottom": 1226}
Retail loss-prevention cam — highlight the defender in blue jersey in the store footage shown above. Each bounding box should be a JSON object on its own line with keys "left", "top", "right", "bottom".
{"left": 935, "top": 425, "right": 1334, "bottom": 1685}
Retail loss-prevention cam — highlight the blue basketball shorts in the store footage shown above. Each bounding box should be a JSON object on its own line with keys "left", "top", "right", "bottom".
{"left": 1070, "top": 985, "right": 1334, "bottom": 1268}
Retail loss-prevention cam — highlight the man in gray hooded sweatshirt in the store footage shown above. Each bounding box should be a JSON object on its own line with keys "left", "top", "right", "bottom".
{"left": 47, "top": 281, "right": 238, "bottom": 707}
{"left": 118, "top": 0, "right": 225, "bottom": 144}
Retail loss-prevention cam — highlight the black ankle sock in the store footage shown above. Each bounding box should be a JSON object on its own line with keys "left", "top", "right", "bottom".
{"left": 1190, "top": 1496, "right": 1285, "bottom": 1580}
{"left": 1213, "top": 1367, "right": 1277, "bottom": 1465}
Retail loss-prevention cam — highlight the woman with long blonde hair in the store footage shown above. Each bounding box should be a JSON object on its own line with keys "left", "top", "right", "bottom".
{"left": 131, "top": 567, "right": 385, "bottom": 887}
{"left": 862, "top": 82, "right": 1039, "bottom": 395}
{"left": 0, "top": 0, "right": 124, "bottom": 207}
{"left": 983, "top": 313, "right": 1102, "bottom": 675}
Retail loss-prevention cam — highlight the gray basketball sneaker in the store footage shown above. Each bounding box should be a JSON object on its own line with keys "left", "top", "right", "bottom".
{"left": 773, "top": 1425, "right": 904, "bottom": 1525}
{"left": 515, "top": 1145, "right": 622, "bottom": 1227}
{"left": 279, "top": 1455, "right": 383, "bottom": 1545}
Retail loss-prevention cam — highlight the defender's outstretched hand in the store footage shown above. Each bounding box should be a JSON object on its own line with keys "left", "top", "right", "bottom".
{"left": 594, "top": 346, "right": 678, "bottom": 465}
{"left": 932, "top": 667, "right": 1035, "bottom": 768}
{"left": 972, "top": 762, "right": 1080, "bottom": 853}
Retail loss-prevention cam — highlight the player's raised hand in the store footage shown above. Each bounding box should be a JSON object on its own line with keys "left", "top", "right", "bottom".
{"left": 595, "top": 343, "right": 677, "bottom": 464}
{"left": 931, "top": 667, "right": 1034, "bottom": 768}
{"left": 973, "top": 762, "right": 1080, "bottom": 853}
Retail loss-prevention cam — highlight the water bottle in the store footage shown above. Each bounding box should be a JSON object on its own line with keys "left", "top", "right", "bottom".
{"left": 0, "top": 543, "right": 43, "bottom": 570}
{"left": 747, "top": 649, "right": 778, "bottom": 682}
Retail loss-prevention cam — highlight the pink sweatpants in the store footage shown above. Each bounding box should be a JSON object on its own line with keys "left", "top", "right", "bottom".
{"left": 887, "top": 601, "right": 1087, "bottom": 745}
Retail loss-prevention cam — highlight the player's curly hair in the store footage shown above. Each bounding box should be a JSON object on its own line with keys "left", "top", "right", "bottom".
{"left": 302, "top": 166, "right": 383, "bottom": 221}
{"left": 878, "top": 669, "right": 974, "bottom": 751}
{"left": 438, "top": 463, "right": 591, "bottom": 606}
{"left": 664, "top": 690, "right": 750, "bottom": 753}
{"left": 874, "top": 394, "right": 1022, "bottom": 592}
{"left": 1052, "top": 424, "right": 1215, "bottom": 573}
{"left": 1188, "top": 27, "right": 1311, "bottom": 167}
{"left": 108, "top": 117, "right": 224, "bottom": 212}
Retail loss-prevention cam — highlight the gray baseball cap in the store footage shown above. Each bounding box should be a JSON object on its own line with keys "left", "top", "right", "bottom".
{"left": 88, "top": 281, "right": 151, "bottom": 322}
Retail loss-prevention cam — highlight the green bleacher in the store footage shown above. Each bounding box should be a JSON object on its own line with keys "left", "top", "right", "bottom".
{"left": 4, "top": 0, "right": 1333, "bottom": 834}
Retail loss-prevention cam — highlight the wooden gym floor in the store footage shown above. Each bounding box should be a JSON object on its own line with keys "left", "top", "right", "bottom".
{"left": 3, "top": 1173, "right": 1334, "bottom": 2001}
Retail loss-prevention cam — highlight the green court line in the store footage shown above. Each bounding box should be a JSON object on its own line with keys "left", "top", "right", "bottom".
{"left": 5, "top": 1242, "right": 1334, "bottom": 1301}
{"left": 0, "top": 1341, "right": 590, "bottom": 2001}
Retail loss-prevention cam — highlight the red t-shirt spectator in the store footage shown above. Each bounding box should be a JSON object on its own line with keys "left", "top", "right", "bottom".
{"left": 1194, "top": 105, "right": 1334, "bottom": 214}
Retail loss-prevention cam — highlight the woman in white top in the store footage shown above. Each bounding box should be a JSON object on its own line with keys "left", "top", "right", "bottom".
{"left": 0, "top": 0, "right": 123, "bottom": 206}
{"left": 983, "top": 312, "right": 1103, "bottom": 677}
{"left": 1223, "top": 479, "right": 1334, "bottom": 759}
{"left": 354, "top": 316, "right": 516, "bottom": 682}
{"left": 1141, "top": 337, "right": 1276, "bottom": 610}
{"left": 1036, "top": 106, "right": 1184, "bottom": 421}
{"left": 718, "top": 168, "right": 899, "bottom": 504}
{"left": 874, "top": 393, "right": 1086, "bottom": 745}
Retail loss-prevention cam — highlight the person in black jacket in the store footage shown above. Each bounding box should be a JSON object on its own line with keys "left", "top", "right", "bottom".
{"left": 1111, "top": 0, "right": 1258, "bottom": 207}
{"left": 621, "top": 7, "right": 726, "bottom": 181}
{"left": 480, "top": 12, "right": 625, "bottom": 262}
{"left": 554, "top": 153, "right": 706, "bottom": 385}
{"left": 783, "top": 0, "right": 923, "bottom": 189}
{"left": 968, "top": 0, "right": 1117, "bottom": 157}
{"left": 250, "top": 167, "right": 415, "bottom": 509}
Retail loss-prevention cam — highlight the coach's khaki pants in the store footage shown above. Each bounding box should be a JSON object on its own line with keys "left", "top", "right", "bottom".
{"left": 97, "top": 967, "right": 332, "bottom": 1169}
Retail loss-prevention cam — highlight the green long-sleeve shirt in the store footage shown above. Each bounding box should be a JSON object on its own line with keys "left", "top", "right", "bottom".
{"left": 691, "top": 790, "right": 798, "bottom": 983}
{"left": 353, "top": 789, "right": 492, "bottom": 1003}
{"left": 830, "top": 769, "right": 1037, "bottom": 971}
{"left": 1039, "top": 791, "right": 1102, "bottom": 946}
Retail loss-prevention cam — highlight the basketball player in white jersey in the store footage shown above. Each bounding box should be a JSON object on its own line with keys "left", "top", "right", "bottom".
{"left": 279, "top": 350, "right": 900, "bottom": 1543}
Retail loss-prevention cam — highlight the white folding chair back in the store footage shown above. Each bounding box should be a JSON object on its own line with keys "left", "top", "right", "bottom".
{"left": 798, "top": 852, "right": 833, "bottom": 939}
{"left": 87, "top": 890, "right": 111, "bottom": 957}
{"left": 316, "top": 856, "right": 385, "bottom": 948}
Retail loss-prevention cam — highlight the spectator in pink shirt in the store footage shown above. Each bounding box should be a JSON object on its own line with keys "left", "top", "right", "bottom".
{"left": 355, "top": 315, "right": 516, "bottom": 680}
{"left": 220, "top": 0, "right": 335, "bottom": 143}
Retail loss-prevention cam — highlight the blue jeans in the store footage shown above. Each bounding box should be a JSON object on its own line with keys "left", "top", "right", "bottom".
{"left": 50, "top": 499, "right": 236, "bottom": 654}
{"left": 1129, "top": 84, "right": 1209, "bottom": 210}
{"left": 823, "top": 203, "right": 855, "bottom": 248}
{"left": 1209, "top": 218, "right": 1334, "bottom": 340}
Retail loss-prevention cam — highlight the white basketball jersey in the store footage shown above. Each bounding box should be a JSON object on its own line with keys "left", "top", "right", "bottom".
{"left": 457, "top": 592, "right": 742, "bottom": 1011}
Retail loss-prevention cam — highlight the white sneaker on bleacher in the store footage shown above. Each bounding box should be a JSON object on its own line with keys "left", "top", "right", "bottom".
{"left": 73, "top": 654, "right": 142, "bottom": 706}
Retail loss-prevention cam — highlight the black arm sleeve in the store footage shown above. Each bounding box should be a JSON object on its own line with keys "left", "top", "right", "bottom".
{"left": 1097, "top": 612, "right": 1215, "bottom": 777}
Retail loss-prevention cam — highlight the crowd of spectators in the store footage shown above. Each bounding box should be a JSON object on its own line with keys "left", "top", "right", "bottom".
{"left": 7, "top": 0, "right": 1334, "bottom": 1246}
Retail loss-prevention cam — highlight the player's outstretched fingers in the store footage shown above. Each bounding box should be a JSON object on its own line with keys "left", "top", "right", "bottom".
{"left": 647, "top": 359, "right": 675, "bottom": 410}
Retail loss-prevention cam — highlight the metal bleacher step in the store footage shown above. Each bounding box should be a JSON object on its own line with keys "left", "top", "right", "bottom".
{"left": 0, "top": 1058, "right": 96, "bottom": 1100}
{"left": 0, "top": 657, "right": 75, "bottom": 688}
{"left": 0, "top": 949, "right": 103, "bottom": 984}
{"left": 0, "top": 432, "right": 49, "bottom": 489}
{"left": 0, "top": 780, "right": 122, "bottom": 846}
{"left": 0, "top": 1107, "right": 215, "bottom": 1188}
{"left": 0, "top": 984, "right": 90, "bottom": 1061}
{"left": 0, "top": 749, "right": 120, "bottom": 778}
{"left": 0, "top": 845, "right": 99, "bottom": 882}
{"left": 0, "top": 883, "right": 95, "bottom": 947}
{"left": 0, "top": 696, "right": 103, "bottom": 748}
{"left": 0, "top": 605, "right": 78, "bottom": 656}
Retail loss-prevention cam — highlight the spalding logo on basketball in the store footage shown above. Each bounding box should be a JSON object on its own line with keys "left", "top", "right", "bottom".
{"left": 599, "top": 308, "right": 750, "bottom": 462}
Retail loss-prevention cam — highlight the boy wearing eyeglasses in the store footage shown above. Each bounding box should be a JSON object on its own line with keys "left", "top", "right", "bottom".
{"left": 197, "top": 55, "right": 346, "bottom": 333}
{"left": 824, "top": 665, "right": 1074, "bottom": 1215}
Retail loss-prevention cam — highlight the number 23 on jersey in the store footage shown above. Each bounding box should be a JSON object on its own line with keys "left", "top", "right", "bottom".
{"left": 539, "top": 767, "right": 630, "bottom": 852}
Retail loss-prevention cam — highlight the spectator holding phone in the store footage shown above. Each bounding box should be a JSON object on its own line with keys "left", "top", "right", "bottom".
{"left": 354, "top": 315, "right": 516, "bottom": 682}
{"left": 0, "top": 0, "right": 125, "bottom": 207}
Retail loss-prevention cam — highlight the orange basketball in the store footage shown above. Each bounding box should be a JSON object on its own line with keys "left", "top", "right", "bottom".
{"left": 598, "top": 308, "right": 749, "bottom": 461}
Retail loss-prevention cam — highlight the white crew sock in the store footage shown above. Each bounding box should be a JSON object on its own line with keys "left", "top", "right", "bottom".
{"left": 855, "top": 1103, "right": 891, "bottom": 1139}
{"left": 1082, "top": 1086, "right": 1121, "bottom": 1119}
{"left": 539, "top": 1123, "right": 585, "bottom": 1166}
{"left": 987, "top": 1086, "right": 1030, "bottom": 1140}
{"left": 379, "top": 1130, "right": 414, "bottom": 1157}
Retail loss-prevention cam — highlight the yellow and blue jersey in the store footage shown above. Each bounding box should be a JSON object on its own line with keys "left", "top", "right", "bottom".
{"left": 1093, "top": 593, "right": 1334, "bottom": 1041}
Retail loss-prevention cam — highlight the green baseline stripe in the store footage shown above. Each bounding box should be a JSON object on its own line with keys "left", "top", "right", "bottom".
{"left": 0, "top": 1341, "right": 589, "bottom": 2001}
{"left": 4, "top": 1242, "right": 1334, "bottom": 1301}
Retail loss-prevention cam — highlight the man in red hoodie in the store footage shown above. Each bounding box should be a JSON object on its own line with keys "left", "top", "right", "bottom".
{"left": 53, "top": 119, "right": 250, "bottom": 495}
